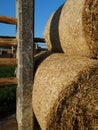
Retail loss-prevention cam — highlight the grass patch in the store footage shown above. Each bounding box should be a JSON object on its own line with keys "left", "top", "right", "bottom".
{"left": 0, "top": 66, "right": 16, "bottom": 119}
{"left": 0, "top": 66, "right": 15, "bottom": 78}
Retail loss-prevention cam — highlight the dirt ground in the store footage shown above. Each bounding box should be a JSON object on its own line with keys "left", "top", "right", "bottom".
{"left": 0, "top": 114, "right": 41, "bottom": 130}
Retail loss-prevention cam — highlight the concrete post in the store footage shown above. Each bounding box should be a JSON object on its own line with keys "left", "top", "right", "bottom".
{"left": 16, "top": 0, "right": 34, "bottom": 130}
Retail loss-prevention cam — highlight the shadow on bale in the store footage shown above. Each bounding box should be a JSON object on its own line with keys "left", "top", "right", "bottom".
{"left": 50, "top": 4, "right": 64, "bottom": 53}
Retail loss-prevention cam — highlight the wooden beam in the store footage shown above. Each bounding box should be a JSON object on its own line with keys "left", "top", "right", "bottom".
{"left": 34, "top": 37, "right": 45, "bottom": 43}
{"left": 0, "top": 36, "right": 15, "bottom": 38}
{"left": 0, "top": 16, "right": 17, "bottom": 25}
{"left": 0, "top": 58, "right": 17, "bottom": 66}
{"left": 0, "top": 77, "right": 17, "bottom": 86}
{"left": 0, "top": 37, "right": 18, "bottom": 48}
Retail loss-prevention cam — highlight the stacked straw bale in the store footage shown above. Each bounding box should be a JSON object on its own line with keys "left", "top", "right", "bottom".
{"left": 33, "top": 54, "right": 98, "bottom": 130}
{"left": 44, "top": 0, "right": 98, "bottom": 58}
{"left": 33, "top": 0, "right": 98, "bottom": 129}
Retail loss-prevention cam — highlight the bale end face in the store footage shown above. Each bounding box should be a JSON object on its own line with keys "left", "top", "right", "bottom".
{"left": 33, "top": 54, "right": 98, "bottom": 130}
{"left": 44, "top": 0, "right": 98, "bottom": 58}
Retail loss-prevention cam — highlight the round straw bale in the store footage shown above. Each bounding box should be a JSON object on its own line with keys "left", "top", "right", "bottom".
{"left": 33, "top": 53, "right": 98, "bottom": 130}
{"left": 44, "top": 0, "right": 98, "bottom": 58}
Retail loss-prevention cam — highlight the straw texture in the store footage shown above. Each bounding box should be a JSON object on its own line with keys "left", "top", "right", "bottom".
{"left": 44, "top": 0, "right": 98, "bottom": 58}
{"left": 33, "top": 53, "right": 98, "bottom": 130}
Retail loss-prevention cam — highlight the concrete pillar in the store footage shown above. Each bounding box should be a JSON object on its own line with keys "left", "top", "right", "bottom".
{"left": 16, "top": 0, "right": 34, "bottom": 130}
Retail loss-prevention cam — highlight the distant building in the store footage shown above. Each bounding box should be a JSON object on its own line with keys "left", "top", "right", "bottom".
{"left": 0, "top": 47, "right": 15, "bottom": 58}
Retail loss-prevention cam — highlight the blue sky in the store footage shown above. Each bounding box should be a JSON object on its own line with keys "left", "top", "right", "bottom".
{"left": 0, "top": 0, "right": 65, "bottom": 38}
